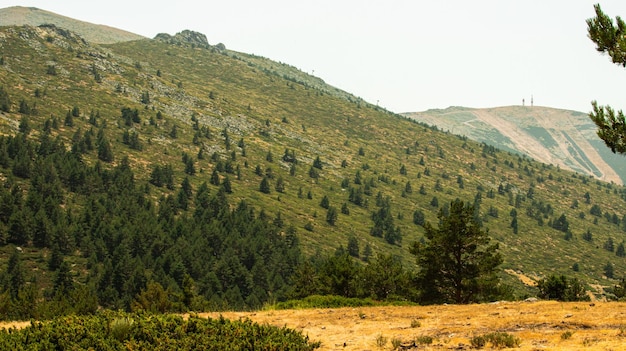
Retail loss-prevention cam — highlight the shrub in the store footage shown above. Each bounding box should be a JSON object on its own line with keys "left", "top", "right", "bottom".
{"left": 110, "top": 317, "right": 134, "bottom": 341}
{"left": 375, "top": 334, "right": 387, "bottom": 347}
{"left": 470, "top": 335, "right": 486, "bottom": 348}
{"left": 415, "top": 335, "right": 433, "bottom": 345}
{"left": 410, "top": 319, "right": 421, "bottom": 328}
{"left": 0, "top": 311, "right": 319, "bottom": 350}
{"left": 471, "top": 332, "right": 520, "bottom": 349}
{"left": 391, "top": 337, "right": 402, "bottom": 349}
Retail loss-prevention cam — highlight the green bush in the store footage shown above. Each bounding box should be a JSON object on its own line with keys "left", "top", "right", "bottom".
{"left": 269, "top": 295, "right": 378, "bottom": 309}
{"left": 470, "top": 332, "right": 520, "bottom": 349}
{"left": 415, "top": 335, "right": 433, "bottom": 345}
{"left": 0, "top": 311, "right": 320, "bottom": 350}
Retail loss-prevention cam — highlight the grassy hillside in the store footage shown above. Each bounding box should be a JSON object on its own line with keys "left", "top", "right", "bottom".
{"left": 404, "top": 106, "right": 626, "bottom": 185}
{"left": 0, "top": 6, "right": 144, "bottom": 44}
{"left": 2, "top": 23, "right": 626, "bottom": 303}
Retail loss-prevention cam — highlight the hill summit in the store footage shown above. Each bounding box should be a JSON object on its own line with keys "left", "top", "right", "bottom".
{"left": 404, "top": 106, "right": 626, "bottom": 185}
{"left": 0, "top": 6, "right": 144, "bottom": 44}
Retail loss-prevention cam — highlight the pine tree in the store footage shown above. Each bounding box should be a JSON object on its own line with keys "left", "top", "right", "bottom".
{"left": 260, "top": 177, "right": 271, "bottom": 194}
{"left": 413, "top": 209, "right": 425, "bottom": 226}
{"left": 53, "top": 261, "right": 74, "bottom": 297}
{"left": 222, "top": 176, "right": 232, "bottom": 194}
{"left": 0, "top": 86, "right": 11, "bottom": 112}
{"left": 97, "top": 135, "right": 114, "bottom": 162}
{"left": 586, "top": 5, "right": 626, "bottom": 154}
{"left": 320, "top": 195, "right": 330, "bottom": 209}
{"left": 510, "top": 216, "right": 518, "bottom": 234}
{"left": 210, "top": 169, "right": 220, "bottom": 186}
{"left": 411, "top": 199, "right": 502, "bottom": 304}
{"left": 313, "top": 156, "right": 323, "bottom": 169}
{"left": 326, "top": 206, "right": 338, "bottom": 226}
{"left": 275, "top": 176, "right": 285, "bottom": 193}
{"left": 616, "top": 242, "right": 626, "bottom": 257}
{"left": 341, "top": 202, "right": 350, "bottom": 215}
{"left": 604, "top": 261, "right": 615, "bottom": 279}
{"left": 347, "top": 236, "right": 359, "bottom": 258}
{"left": 6, "top": 249, "right": 25, "bottom": 299}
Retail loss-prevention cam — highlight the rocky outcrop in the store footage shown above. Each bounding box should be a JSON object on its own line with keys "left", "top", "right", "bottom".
{"left": 155, "top": 30, "right": 221, "bottom": 50}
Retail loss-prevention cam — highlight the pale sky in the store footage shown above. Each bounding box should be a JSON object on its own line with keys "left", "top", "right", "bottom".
{"left": 2, "top": 1, "right": 626, "bottom": 114}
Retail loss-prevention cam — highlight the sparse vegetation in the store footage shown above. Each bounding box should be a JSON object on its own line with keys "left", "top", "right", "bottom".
{"left": 471, "top": 332, "right": 520, "bottom": 349}
{"left": 375, "top": 334, "right": 387, "bottom": 348}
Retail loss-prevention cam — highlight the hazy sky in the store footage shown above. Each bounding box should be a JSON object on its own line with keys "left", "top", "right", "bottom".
{"left": 2, "top": 1, "right": 626, "bottom": 113}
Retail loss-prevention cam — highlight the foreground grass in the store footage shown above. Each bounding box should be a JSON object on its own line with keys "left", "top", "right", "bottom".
{"left": 203, "top": 300, "right": 626, "bottom": 350}
{"left": 0, "top": 311, "right": 319, "bottom": 350}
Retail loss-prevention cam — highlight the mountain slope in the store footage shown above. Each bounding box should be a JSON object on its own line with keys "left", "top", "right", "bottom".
{"left": 2, "top": 17, "right": 626, "bottom": 305}
{"left": 0, "top": 6, "right": 144, "bottom": 44}
{"left": 404, "top": 106, "right": 626, "bottom": 185}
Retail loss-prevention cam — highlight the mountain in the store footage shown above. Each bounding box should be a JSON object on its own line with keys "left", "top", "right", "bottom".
{"left": 2, "top": 9, "right": 626, "bottom": 312}
{"left": 0, "top": 6, "right": 144, "bottom": 44}
{"left": 403, "top": 106, "right": 626, "bottom": 185}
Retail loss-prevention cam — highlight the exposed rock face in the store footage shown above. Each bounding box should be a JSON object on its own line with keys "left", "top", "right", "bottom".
{"left": 154, "top": 30, "right": 215, "bottom": 49}
{"left": 38, "top": 24, "right": 88, "bottom": 45}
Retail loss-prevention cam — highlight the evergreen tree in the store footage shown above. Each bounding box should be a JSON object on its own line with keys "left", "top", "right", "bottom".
{"left": 413, "top": 209, "right": 425, "bottom": 226}
{"left": 222, "top": 176, "right": 232, "bottom": 194}
{"left": 210, "top": 169, "right": 220, "bottom": 186}
{"left": 320, "top": 195, "right": 330, "bottom": 209}
{"left": 510, "top": 216, "right": 518, "bottom": 234}
{"left": 586, "top": 5, "right": 626, "bottom": 154}
{"left": 6, "top": 249, "right": 25, "bottom": 299}
{"left": 604, "top": 261, "right": 614, "bottom": 279}
{"left": 97, "top": 135, "right": 114, "bottom": 162}
{"left": 604, "top": 237, "right": 615, "bottom": 252}
{"left": 18, "top": 116, "right": 31, "bottom": 135}
{"left": 326, "top": 206, "right": 338, "bottom": 226}
{"left": 341, "top": 202, "right": 350, "bottom": 215}
{"left": 362, "top": 243, "right": 372, "bottom": 262}
{"left": 582, "top": 229, "right": 593, "bottom": 242}
{"left": 259, "top": 177, "right": 271, "bottom": 194}
{"left": 0, "top": 86, "right": 10, "bottom": 112}
{"left": 184, "top": 157, "right": 195, "bottom": 175}
{"left": 347, "top": 236, "right": 359, "bottom": 258}
{"left": 538, "top": 274, "right": 588, "bottom": 301}
{"left": 64, "top": 110, "right": 74, "bottom": 127}
{"left": 411, "top": 199, "right": 502, "bottom": 304}
{"left": 308, "top": 166, "right": 319, "bottom": 179}
{"left": 616, "top": 242, "right": 626, "bottom": 257}
{"left": 275, "top": 176, "right": 285, "bottom": 193}
{"left": 53, "top": 261, "right": 74, "bottom": 297}
{"left": 363, "top": 254, "right": 412, "bottom": 300}
{"left": 313, "top": 156, "right": 323, "bottom": 169}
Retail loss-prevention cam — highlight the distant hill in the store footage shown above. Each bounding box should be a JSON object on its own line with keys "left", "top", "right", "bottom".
{"left": 0, "top": 6, "right": 144, "bottom": 44}
{"left": 404, "top": 106, "right": 626, "bottom": 185}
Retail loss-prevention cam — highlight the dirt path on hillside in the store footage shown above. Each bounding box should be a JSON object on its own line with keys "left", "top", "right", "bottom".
{"left": 472, "top": 109, "right": 558, "bottom": 165}
{"left": 530, "top": 108, "right": 621, "bottom": 184}
{"left": 202, "top": 301, "right": 626, "bottom": 350}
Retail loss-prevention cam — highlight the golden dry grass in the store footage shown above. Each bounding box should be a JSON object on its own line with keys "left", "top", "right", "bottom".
{"left": 2, "top": 301, "right": 626, "bottom": 350}
{"left": 201, "top": 301, "right": 626, "bottom": 350}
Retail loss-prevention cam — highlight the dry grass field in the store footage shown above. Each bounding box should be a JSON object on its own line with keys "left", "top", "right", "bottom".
{"left": 202, "top": 301, "right": 626, "bottom": 350}
{"left": 2, "top": 301, "right": 626, "bottom": 349}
